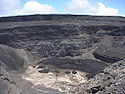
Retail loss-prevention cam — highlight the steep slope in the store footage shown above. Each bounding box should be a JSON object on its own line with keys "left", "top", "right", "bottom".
{"left": 0, "top": 44, "right": 35, "bottom": 70}
{"left": 0, "top": 45, "right": 35, "bottom": 94}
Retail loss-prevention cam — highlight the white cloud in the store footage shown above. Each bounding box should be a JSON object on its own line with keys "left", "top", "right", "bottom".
{"left": 119, "top": 15, "right": 125, "bottom": 17}
{"left": 0, "top": 0, "right": 21, "bottom": 16}
{"left": 97, "top": 2, "right": 118, "bottom": 16}
{"left": 63, "top": 0, "right": 97, "bottom": 14}
{"left": 0, "top": 0, "right": 21, "bottom": 10}
{"left": 0, "top": 0, "right": 57, "bottom": 17}
{"left": 16, "top": 1, "right": 57, "bottom": 15}
{"left": 63, "top": 0, "right": 119, "bottom": 16}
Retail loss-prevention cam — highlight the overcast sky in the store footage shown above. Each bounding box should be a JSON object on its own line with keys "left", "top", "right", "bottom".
{"left": 0, "top": 0, "right": 125, "bottom": 17}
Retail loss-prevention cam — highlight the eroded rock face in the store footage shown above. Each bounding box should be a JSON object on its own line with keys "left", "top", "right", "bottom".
{"left": 93, "top": 35, "right": 125, "bottom": 63}
{"left": 0, "top": 44, "right": 35, "bottom": 71}
{"left": 0, "top": 45, "right": 36, "bottom": 94}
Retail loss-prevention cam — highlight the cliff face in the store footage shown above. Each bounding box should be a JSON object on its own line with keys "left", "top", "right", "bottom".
{"left": 0, "top": 15, "right": 125, "bottom": 94}
{"left": 0, "top": 15, "right": 125, "bottom": 59}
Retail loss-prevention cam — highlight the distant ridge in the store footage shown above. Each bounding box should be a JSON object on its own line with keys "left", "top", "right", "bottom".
{"left": 0, "top": 14, "right": 124, "bottom": 22}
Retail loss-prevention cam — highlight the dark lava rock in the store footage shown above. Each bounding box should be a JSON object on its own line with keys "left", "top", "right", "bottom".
{"left": 40, "top": 58, "right": 107, "bottom": 78}
{"left": 89, "top": 86, "right": 101, "bottom": 94}
{"left": 39, "top": 69, "right": 50, "bottom": 73}
{"left": 72, "top": 70, "right": 77, "bottom": 74}
{"left": 37, "top": 65, "right": 46, "bottom": 69}
{"left": 65, "top": 71, "right": 71, "bottom": 74}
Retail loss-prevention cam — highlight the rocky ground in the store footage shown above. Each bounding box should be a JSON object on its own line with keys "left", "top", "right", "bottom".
{"left": 70, "top": 60, "right": 125, "bottom": 94}
{"left": 0, "top": 15, "right": 125, "bottom": 94}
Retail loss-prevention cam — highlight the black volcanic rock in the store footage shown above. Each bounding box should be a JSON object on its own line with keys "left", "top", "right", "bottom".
{"left": 39, "top": 69, "right": 50, "bottom": 73}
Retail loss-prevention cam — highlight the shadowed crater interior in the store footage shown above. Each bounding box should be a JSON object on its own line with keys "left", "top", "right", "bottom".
{"left": 38, "top": 58, "right": 108, "bottom": 78}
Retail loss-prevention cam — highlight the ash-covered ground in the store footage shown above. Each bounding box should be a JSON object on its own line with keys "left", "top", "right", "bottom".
{"left": 0, "top": 15, "right": 125, "bottom": 94}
